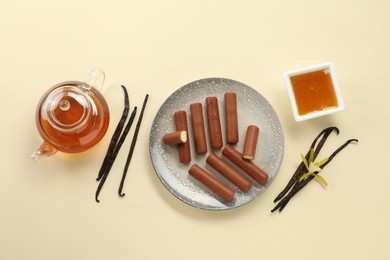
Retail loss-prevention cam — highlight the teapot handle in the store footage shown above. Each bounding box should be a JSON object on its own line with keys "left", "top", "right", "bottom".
{"left": 83, "top": 68, "right": 106, "bottom": 93}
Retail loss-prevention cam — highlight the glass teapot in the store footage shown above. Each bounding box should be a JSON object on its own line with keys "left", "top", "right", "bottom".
{"left": 32, "top": 68, "right": 110, "bottom": 159}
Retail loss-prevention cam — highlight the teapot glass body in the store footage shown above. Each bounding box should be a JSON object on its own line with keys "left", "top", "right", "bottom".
{"left": 32, "top": 69, "right": 109, "bottom": 159}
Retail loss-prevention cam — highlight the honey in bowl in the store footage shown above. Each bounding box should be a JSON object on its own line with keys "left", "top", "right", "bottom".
{"left": 284, "top": 63, "right": 345, "bottom": 122}
{"left": 290, "top": 69, "right": 338, "bottom": 116}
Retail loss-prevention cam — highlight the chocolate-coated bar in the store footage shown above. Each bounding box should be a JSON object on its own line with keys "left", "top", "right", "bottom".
{"left": 206, "top": 153, "right": 252, "bottom": 192}
{"left": 188, "top": 164, "right": 235, "bottom": 202}
{"left": 242, "top": 125, "right": 259, "bottom": 160}
{"left": 224, "top": 92, "right": 239, "bottom": 144}
{"left": 163, "top": 131, "right": 187, "bottom": 145}
{"left": 206, "top": 96, "right": 223, "bottom": 149}
{"left": 222, "top": 145, "right": 269, "bottom": 185}
{"left": 174, "top": 111, "right": 191, "bottom": 164}
{"left": 190, "top": 103, "right": 207, "bottom": 154}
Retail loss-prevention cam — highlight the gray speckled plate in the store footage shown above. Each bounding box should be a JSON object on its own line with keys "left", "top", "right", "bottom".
{"left": 149, "top": 78, "right": 284, "bottom": 210}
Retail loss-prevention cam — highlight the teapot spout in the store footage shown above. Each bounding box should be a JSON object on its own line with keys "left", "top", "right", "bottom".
{"left": 31, "top": 141, "right": 57, "bottom": 160}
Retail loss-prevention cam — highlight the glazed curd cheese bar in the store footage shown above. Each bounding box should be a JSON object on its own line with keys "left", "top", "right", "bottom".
{"left": 242, "top": 125, "right": 259, "bottom": 160}
{"left": 206, "top": 153, "right": 252, "bottom": 192}
{"left": 224, "top": 92, "right": 239, "bottom": 144}
{"left": 190, "top": 103, "right": 208, "bottom": 154}
{"left": 205, "top": 96, "right": 223, "bottom": 150}
{"left": 163, "top": 131, "right": 187, "bottom": 145}
{"left": 188, "top": 164, "right": 235, "bottom": 202}
{"left": 174, "top": 110, "right": 191, "bottom": 164}
{"left": 222, "top": 144, "right": 269, "bottom": 185}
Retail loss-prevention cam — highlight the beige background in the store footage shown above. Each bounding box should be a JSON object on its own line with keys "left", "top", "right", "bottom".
{"left": 1, "top": 0, "right": 389, "bottom": 259}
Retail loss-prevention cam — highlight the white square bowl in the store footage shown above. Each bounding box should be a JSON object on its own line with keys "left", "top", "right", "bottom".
{"left": 284, "top": 62, "right": 345, "bottom": 122}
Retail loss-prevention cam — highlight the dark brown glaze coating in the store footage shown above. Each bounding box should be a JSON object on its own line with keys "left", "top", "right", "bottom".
{"left": 163, "top": 131, "right": 187, "bottom": 145}
{"left": 242, "top": 125, "right": 259, "bottom": 160}
{"left": 205, "top": 96, "right": 223, "bottom": 149}
{"left": 224, "top": 92, "right": 239, "bottom": 144}
{"left": 206, "top": 153, "right": 252, "bottom": 192}
{"left": 174, "top": 111, "right": 191, "bottom": 164}
{"left": 190, "top": 103, "right": 207, "bottom": 154}
{"left": 222, "top": 145, "right": 269, "bottom": 185}
{"left": 188, "top": 164, "right": 235, "bottom": 202}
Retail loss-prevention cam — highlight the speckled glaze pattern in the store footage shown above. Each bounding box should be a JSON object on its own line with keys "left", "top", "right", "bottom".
{"left": 149, "top": 78, "right": 284, "bottom": 210}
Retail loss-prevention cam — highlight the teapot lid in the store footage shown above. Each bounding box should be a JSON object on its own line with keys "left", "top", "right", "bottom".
{"left": 40, "top": 82, "right": 94, "bottom": 133}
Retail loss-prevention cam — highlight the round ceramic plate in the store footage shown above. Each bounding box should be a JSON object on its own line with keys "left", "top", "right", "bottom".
{"left": 149, "top": 78, "right": 284, "bottom": 210}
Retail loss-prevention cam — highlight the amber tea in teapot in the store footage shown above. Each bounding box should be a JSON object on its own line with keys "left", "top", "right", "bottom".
{"left": 32, "top": 69, "right": 110, "bottom": 159}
